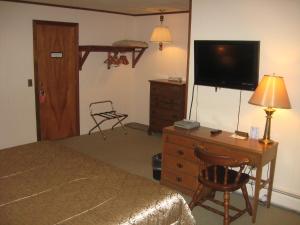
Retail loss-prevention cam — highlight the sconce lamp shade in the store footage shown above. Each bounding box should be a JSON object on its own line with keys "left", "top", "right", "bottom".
{"left": 150, "top": 25, "right": 172, "bottom": 43}
{"left": 248, "top": 75, "right": 291, "bottom": 109}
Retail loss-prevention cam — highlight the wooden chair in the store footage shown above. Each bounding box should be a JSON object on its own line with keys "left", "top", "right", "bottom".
{"left": 189, "top": 146, "right": 252, "bottom": 225}
{"left": 88, "top": 100, "right": 128, "bottom": 139}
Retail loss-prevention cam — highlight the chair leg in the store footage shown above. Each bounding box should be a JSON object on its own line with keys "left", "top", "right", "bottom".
{"left": 224, "top": 191, "right": 230, "bottom": 225}
{"left": 189, "top": 184, "right": 205, "bottom": 210}
{"left": 241, "top": 184, "right": 252, "bottom": 216}
{"left": 209, "top": 190, "right": 216, "bottom": 199}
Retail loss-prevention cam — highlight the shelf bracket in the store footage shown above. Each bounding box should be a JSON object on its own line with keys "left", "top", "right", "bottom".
{"left": 79, "top": 50, "right": 90, "bottom": 70}
{"left": 132, "top": 48, "right": 146, "bottom": 68}
{"left": 107, "top": 52, "right": 111, "bottom": 70}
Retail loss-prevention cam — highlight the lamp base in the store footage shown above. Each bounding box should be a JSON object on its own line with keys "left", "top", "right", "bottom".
{"left": 259, "top": 108, "right": 276, "bottom": 145}
{"left": 159, "top": 42, "right": 163, "bottom": 51}
{"left": 259, "top": 138, "right": 274, "bottom": 145}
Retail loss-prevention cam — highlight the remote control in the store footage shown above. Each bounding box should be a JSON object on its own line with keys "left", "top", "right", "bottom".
{"left": 210, "top": 129, "right": 222, "bottom": 135}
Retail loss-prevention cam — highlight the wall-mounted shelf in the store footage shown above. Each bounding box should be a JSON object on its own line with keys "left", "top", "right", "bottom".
{"left": 79, "top": 45, "right": 147, "bottom": 70}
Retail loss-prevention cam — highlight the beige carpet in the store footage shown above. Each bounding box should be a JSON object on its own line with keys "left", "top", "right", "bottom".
{"left": 56, "top": 126, "right": 300, "bottom": 225}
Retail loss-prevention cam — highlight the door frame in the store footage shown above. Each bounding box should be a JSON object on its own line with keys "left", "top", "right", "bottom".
{"left": 33, "top": 20, "right": 80, "bottom": 141}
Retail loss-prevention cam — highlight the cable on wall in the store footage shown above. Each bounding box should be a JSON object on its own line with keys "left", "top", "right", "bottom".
{"left": 188, "top": 84, "right": 196, "bottom": 120}
{"left": 236, "top": 90, "right": 242, "bottom": 131}
{"left": 195, "top": 85, "right": 199, "bottom": 121}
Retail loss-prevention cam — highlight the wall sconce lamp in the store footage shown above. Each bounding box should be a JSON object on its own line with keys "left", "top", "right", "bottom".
{"left": 248, "top": 74, "right": 291, "bottom": 144}
{"left": 150, "top": 11, "right": 172, "bottom": 51}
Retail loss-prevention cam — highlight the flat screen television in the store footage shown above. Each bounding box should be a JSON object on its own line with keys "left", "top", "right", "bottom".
{"left": 194, "top": 40, "right": 260, "bottom": 91}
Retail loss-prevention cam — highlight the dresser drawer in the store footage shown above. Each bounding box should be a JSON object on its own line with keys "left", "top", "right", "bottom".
{"left": 150, "top": 119, "right": 174, "bottom": 131}
{"left": 150, "top": 108, "right": 183, "bottom": 121}
{"left": 150, "top": 96, "right": 184, "bottom": 107}
{"left": 150, "top": 83, "right": 184, "bottom": 99}
{"left": 162, "top": 169, "right": 198, "bottom": 191}
{"left": 203, "top": 142, "right": 256, "bottom": 164}
{"left": 165, "top": 134, "right": 201, "bottom": 149}
{"left": 164, "top": 142, "right": 197, "bottom": 163}
{"left": 163, "top": 154, "right": 198, "bottom": 175}
{"left": 150, "top": 102, "right": 184, "bottom": 112}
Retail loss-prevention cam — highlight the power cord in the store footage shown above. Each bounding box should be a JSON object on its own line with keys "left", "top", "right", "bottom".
{"left": 188, "top": 84, "right": 195, "bottom": 120}
{"left": 196, "top": 85, "right": 199, "bottom": 121}
{"left": 236, "top": 90, "right": 242, "bottom": 132}
{"left": 246, "top": 165, "right": 254, "bottom": 197}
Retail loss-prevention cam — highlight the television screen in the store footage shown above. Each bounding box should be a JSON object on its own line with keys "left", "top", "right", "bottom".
{"left": 194, "top": 40, "right": 260, "bottom": 91}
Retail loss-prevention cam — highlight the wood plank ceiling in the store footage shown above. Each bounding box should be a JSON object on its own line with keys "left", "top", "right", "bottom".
{"left": 12, "top": 0, "right": 190, "bottom": 15}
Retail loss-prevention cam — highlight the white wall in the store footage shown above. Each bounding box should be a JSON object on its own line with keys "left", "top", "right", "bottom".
{"left": 132, "top": 13, "right": 189, "bottom": 124}
{"left": 0, "top": 1, "right": 135, "bottom": 148}
{"left": 0, "top": 1, "right": 189, "bottom": 148}
{"left": 189, "top": 0, "right": 300, "bottom": 211}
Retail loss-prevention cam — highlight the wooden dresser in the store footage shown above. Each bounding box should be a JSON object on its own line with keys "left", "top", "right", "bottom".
{"left": 161, "top": 126, "right": 278, "bottom": 223}
{"left": 148, "top": 79, "right": 186, "bottom": 134}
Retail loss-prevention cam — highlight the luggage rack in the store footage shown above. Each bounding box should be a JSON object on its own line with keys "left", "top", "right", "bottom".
{"left": 88, "top": 100, "right": 128, "bottom": 139}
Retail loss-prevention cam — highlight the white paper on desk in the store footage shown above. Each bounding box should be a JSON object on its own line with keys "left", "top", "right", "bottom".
{"left": 230, "top": 134, "right": 247, "bottom": 140}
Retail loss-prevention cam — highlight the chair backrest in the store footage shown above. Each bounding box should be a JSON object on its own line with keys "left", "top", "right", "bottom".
{"left": 194, "top": 146, "right": 249, "bottom": 186}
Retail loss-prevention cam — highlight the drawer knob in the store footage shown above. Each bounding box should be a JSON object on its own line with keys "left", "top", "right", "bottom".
{"left": 176, "top": 177, "right": 182, "bottom": 182}
{"left": 177, "top": 163, "right": 183, "bottom": 168}
{"left": 177, "top": 150, "right": 184, "bottom": 155}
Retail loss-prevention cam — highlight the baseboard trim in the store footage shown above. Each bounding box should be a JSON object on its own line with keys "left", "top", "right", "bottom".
{"left": 125, "top": 122, "right": 149, "bottom": 132}
{"left": 237, "top": 184, "right": 300, "bottom": 213}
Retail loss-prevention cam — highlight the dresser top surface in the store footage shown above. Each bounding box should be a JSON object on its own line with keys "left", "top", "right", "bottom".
{"left": 163, "top": 126, "right": 278, "bottom": 154}
{"left": 149, "top": 79, "right": 186, "bottom": 86}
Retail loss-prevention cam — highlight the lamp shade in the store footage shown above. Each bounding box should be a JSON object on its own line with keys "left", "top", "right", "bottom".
{"left": 150, "top": 25, "right": 172, "bottom": 43}
{"left": 248, "top": 75, "right": 291, "bottom": 109}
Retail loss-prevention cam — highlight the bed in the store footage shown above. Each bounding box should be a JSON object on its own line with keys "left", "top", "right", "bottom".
{"left": 0, "top": 142, "right": 195, "bottom": 225}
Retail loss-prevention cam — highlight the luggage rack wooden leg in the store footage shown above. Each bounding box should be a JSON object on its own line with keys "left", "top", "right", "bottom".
{"left": 89, "top": 114, "right": 107, "bottom": 139}
{"left": 111, "top": 114, "right": 128, "bottom": 135}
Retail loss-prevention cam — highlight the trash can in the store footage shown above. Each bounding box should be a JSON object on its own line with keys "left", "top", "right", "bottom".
{"left": 152, "top": 153, "right": 162, "bottom": 181}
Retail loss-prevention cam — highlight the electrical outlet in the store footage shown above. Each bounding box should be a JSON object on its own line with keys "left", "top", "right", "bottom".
{"left": 259, "top": 194, "right": 268, "bottom": 205}
{"left": 28, "top": 79, "right": 33, "bottom": 87}
{"left": 262, "top": 194, "right": 268, "bottom": 202}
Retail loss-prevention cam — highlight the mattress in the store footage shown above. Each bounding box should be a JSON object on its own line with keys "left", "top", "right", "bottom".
{"left": 0, "top": 142, "right": 195, "bottom": 225}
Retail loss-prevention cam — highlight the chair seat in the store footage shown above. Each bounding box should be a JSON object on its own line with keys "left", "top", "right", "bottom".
{"left": 189, "top": 147, "right": 252, "bottom": 225}
{"left": 199, "top": 166, "right": 250, "bottom": 192}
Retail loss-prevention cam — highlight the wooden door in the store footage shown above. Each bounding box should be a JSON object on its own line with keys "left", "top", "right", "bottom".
{"left": 33, "top": 20, "right": 79, "bottom": 140}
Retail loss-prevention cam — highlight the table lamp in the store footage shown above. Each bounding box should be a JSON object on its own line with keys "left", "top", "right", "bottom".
{"left": 248, "top": 74, "right": 291, "bottom": 144}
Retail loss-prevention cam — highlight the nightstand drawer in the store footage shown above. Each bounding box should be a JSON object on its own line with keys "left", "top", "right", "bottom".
{"left": 163, "top": 169, "right": 198, "bottom": 191}
{"left": 163, "top": 154, "right": 198, "bottom": 175}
